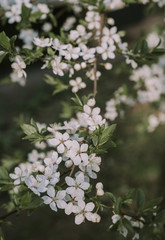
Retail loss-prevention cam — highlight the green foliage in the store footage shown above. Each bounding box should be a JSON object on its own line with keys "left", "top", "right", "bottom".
{"left": 44, "top": 74, "right": 69, "bottom": 95}
{"left": 131, "top": 39, "right": 165, "bottom": 64}
{"left": 107, "top": 188, "right": 165, "bottom": 239}
{"left": 21, "top": 118, "right": 49, "bottom": 143}
{"left": 0, "top": 31, "right": 11, "bottom": 52}
{"left": 0, "top": 167, "right": 9, "bottom": 181}
{"left": 22, "top": 48, "right": 44, "bottom": 64}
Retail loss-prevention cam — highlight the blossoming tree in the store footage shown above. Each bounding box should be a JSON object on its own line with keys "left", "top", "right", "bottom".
{"left": 0, "top": 0, "right": 165, "bottom": 239}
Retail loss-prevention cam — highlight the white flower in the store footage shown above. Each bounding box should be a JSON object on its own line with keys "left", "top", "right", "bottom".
{"left": 25, "top": 175, "right": 48, "bottom": 195}
{"left": 44, "top": 151, "right": 62, "bottom": 170}
{"left": 42, "top": 186, "right": 66, "bottom": 211}
{"left": 80, "top": 44, "right": 95, "bottom": 61}
{"left": 69, "top": 77, "right": 86, "bottom": 93}
{"left": 67, "top": 140, "right": 88, "bottom": 166}
{"left": 73, "top": 200, "right": 95, "bottom": 224}
{"left": 47, "top": 132, "right": 70, "bottom": 153}
{"left": 65, "top": 172, "right": 90, "bottom": 199}
{"left": 91, "top": 213, "right": 101, "bottom": 223}
{"left": 19, "top": 29, "right": 38, "bottom": 49}
{"left": 9, "top": 167, "right": 28, "bottom": 185}
{"left": 97, "top": 42, "right": 116, "bottom": 60}
{"left": 105, "top": 99, "right": 118, "bottom": 121}
{"left": 65, "top": 202, "right": 77, "bottom": 215}
{"left": 33, "top": 37, "right": 52, "bottom": 47}
{"left": 60, "top": 44, "right": 80, "bottom": 60}
{"left": 28, "top": 149, "right": 45, "bottom": 163}
{"left": 86, "top": 69, "right": 101, "bottom": 81}
{"left": 80, "top": 154, "right": 101, "bottom": 179}
{"left": 63, "top": 16, "right": 76, "bottom": 31}
{"left": 104, "top": 63, "right": 112, "bottom": 70}
{"left": 102, "top": 26, "right": 120, "bottom": 43}
{"left": 132, "top": 233, "right": 140, "bottom": 240}
{"left": 10, "top": 72, "right": 26, "bottom": 86}
{"left": 112, "top": 214, "right": 121, "bottom": 224}
{"left": 42, "top": 22, "right": 52, "bottom": 32}
{"left": 51, "top": 56, "right": 67, "bottom": 76}
{"left": 43, "top": 166, "right": 60, "bottom": 186}
{"left": 96, "top": 182, "right": 104, "bottom": 196}
{"left": 85, "top": 11, "right": 100, "bottom": 30}
{"left": 11, "top": 56, "right": 27, "bottom": 78}
{"left": 5, "top": 5, "right": 21, "bottom": 24}
{"left": 87, "top": 98, "right": 96, "bottom": 107}
{"left": 35, "top": 3, "right": 50, "bottom": 19}
{"left": 34, "top": 141, "right": 47, "bottom": 150}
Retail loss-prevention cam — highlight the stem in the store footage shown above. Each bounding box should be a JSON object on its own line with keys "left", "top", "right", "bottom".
{"left": 0, "top": 209, "right": 17, "bottom": 222}
{"left": 69, "top": 165, "right": 75, "bottom": 177}
{"left": 93, "top": 13, "right": 105, "bottom": 97}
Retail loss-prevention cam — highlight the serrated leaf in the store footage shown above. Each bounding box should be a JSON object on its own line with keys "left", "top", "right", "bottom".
{"left": 92, "top": 135, "right": 99, "bottom": 146}
{"left": 0, "top": 31, "right": 11, "bottom": 51}
{"left": 155, "top": 210, "right": 165, "bottom": 223}
{"left": 20, "top": 192, "right": 32, "bottom": 208}
{"left": 105, "top": 192, "right": 116, "bottom": 203}
{"left": 99, "top": 124, "right": 116, "bottom": 146}
{"left": 21, "top": 4, "right": 30, "bottom": 20}
{"left": 144, "top": 197, "right": 163, "bottom": 211}
{"left": 136, "top": 188, "right": 145, "bottom": 211}
{"left": 0, "top": 52, "right": 7, "bottom": 63}
{"left": 114, "top": 197, "right": 122, "bottom": 214}
{"left": 21, "top": 124, "right": 36, "bottom": 136}
{"left": 0, "top": 167, "right": 9, "bottom": 180}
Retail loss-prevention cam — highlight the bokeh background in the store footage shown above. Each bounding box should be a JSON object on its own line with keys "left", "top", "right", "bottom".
{"left": 0, "top": 3, "right": 165, "bottom": 239}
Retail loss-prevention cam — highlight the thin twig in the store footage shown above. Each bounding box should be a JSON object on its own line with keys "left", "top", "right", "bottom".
{"left": 93, "top": 13, "right": 105, "bottom": 97}
{"left": 69, "top": 165, "right": 75, "bottom": 177}
{"left": 0, "top": 209, "right": 17, "bottom": 222}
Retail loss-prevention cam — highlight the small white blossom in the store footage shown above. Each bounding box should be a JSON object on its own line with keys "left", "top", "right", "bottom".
{"left": 11, "top": 55, "right": 27, "bottom": 79}
{"left": 9, "top": 167, "right": 28, "bottom": 185}
{"left": 65, "top": 172, "right": 90, "bottom": 199}
{"left": 42, "top": 186, "right": 66, "bottom": 211}
{"left": 69, "top": 77, "right": 86, "bottom": 93}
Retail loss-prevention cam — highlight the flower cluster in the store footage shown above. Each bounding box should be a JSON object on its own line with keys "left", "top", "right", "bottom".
{"left": 9, "top": 99, "right": 107, "bottom": 224}
{"left": 2, "top": 0, "right": 50, "bottom": 24}
{"left": 105, "top": 86, "right": 135, "bottom": 121}
{"left": 110, "top": 213, "right": 145, "bottom": 240}
{"left": 130, "top": 64, "right": 165, "bottom": 104}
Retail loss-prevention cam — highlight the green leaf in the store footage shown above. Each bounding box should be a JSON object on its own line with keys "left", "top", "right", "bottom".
{"left": 136, "top": 188, "right": 145, "bottom": 211}
{"left": 92, "top": 135, "right": 99, "bottom": 146}
{"left": 0, "top": 184, "right": 13, "bottom": 191}
{"left": 29, "top": 11, "right": 43, "bottom": 23}
{"left": 21, "top": 4, "right": 30, "bottom": 21}
{"left": 0, "top": 52, "right": 7, "bottom": 63}
{"left": 44, "top": 75, "right": 69, "bottom": 95}
{"left": 155, "top": 210, "right": 165, "bottom": 223}
{"left": 0, "top": 31, "right": 11, "bottom": 51}
{"left": 144, "top": 197, "right": 163, "bottom": 211}
{"left": 0, "top": 167, "right": 9, "bottom": 180}
{"left": 49, "top": 13, "right": 57, "bottom": 27}
{"left": 99, "top": 124, "right": 116, "bottom": 146}
{"left": 20, "top": 192, "right": 32, "bottom": 208}
{"left": 114, "top": 197, "right": 122, "bottom": 214}
{"left": 105, "top": 192, "right": 116, "bottom": 203}
{"left": 60, "top": 102, "right": 73, "bottom": 119}
{"left": 123, "top": 189, "right": 135, "bottom": 200}
{"left": 10, "top": 35, "right": 17, "bottom": 51}
{"left": 71, "top": 94, "right": 83, "bottom": 107}
{"left": 21, "top": 124, "right": 36, "bottom": 136}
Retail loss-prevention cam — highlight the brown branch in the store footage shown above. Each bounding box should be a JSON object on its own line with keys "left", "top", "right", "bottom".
{"left": 93, "top": 13, "right": 105, "bottom": 97}
{"left": 0, "top": 209, "right": 17, "bottom": 222}
{"left": 69, "top": 165, "right": 75, "bottom": 177}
